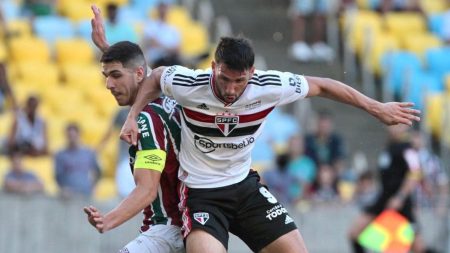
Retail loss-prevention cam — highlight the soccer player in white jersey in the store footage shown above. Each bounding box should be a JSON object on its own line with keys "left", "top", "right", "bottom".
{"left": 90, "top": 5, "right": 420, "bottom": 253}
{"left": 83, "top": 41, "right": 184, "bottom": 253}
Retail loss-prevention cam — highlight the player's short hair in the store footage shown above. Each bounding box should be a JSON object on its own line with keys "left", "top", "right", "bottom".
{"left": 101, "top": 41, "right": 146, "bottom": 70}
{"left": 214, "top": 37, "right": 254, "bottom": 71}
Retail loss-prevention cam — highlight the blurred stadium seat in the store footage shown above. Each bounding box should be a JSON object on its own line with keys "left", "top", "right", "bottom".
{"left": 367, "top": 32, "right": 399, "bottom": 75}
{"left": 6, "top": 19, "right": 32, "bottom": 38}
{"left": 9, "top": 36, "right": 51, "bottom": 64}
{"left": 14, "top": 62, "right": 60, "bottom": 88}
{"left": 402, "top": 32, "right": 442, "bottom": 57}
{"left": 428, "top": 13, "right": 446, "bottom": 39}
{"left": 33, "top": 15, "right": 75, "bottom": 45}
{"left": 404, "top": 69, "right": 443, "bottom": 111}
{"left": 425, "top": 93, "right": 445, "bottom": 138}
{"left": 22, "top": 156, "right": 58, "bottom": 195}
{"left": 384, "top": 12, "right": 427, "bottom": 40}
{"left": 55, "top": 38, "right": 95, "bottom": 66}
{"left": 343, "top": 10, "right": 382, "bottom": 56}
{"left": 425, "top": 47, "right": 450, "bottom": 79}
{"left": 180, "top": 21, "right": 209, "bottom": 57}
{"left": 381, "top": 51, "right": 422, "bottom": 98}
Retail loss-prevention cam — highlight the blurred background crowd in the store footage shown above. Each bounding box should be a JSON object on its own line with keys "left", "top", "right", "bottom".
{"left": 0, "top": 0, "right": 450, "bottom": 252}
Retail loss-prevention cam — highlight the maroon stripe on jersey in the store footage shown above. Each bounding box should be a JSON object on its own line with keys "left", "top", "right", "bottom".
{"left": 142, "top": 105, "right": 166, "bottom": 150}
{"left": 183, "top": 106, "right": 275, "bottom": 124}
{"left": 140, "top": 206, "right": 154, "bottom": 232}
{"left": 183, "top": 107, "right": 215, "bottom": 123}
{"left": 239, "top": 107, "right": 274, "bottom": 123}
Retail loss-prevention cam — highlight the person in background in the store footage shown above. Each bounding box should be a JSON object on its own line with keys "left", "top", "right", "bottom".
{"left": 289, "top": 0, "right": 335, "bottom": 62}
{"left": 96, "top": 107, "right": 135, "bottom": 198}
{"left": 8, "top": 95, "right": 48, "bottom": 156}
{"left": 304, "top": 110, "right": 346, "bottom": 176}
{"left": 104, "top": 3, "right": 139, "bottom": 45}
{"left": 142, "top": 2, "right": 181, "bottom": 67}
{"left": 3, "top": 149, "right": 44, "bottom": 195}
{"left": 54, "top": 123, "right": 101, "bottom": 199}
{"left": 348, "top": 125, "right": 426, "bottom": 253}
{"left": 310, "top": 163, "right": 339, "bottom": 203}
{"left": 287, "top": 135, "right": 316, "bottom": 202}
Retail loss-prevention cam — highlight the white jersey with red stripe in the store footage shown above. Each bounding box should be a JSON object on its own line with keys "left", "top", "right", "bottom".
{"left": 160, "top": 65, "right": 309, "bottom": 188}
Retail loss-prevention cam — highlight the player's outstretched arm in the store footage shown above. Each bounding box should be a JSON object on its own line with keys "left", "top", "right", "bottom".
{"left": 84, "top": 169, "right": 161, "bottom": 233}
{"left": 120, "top": 67, "right": 165, "bottom": 145}
{"left": 305, "top": 76, "right": 420, "bottom": 126}
{"left": 90, "top": 4, "right": 109, "bottom": 53}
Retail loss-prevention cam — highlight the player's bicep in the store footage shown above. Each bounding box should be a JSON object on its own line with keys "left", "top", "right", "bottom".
{"left": 134, "top": 149, "right": 167, "bottom": 173}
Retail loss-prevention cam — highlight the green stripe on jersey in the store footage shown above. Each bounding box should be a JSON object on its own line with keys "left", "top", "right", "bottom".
{"left": 150, "top": 105, "right": 181, "bottom": 151}
{"left": 151, "top": 194, "right": 168, "bottom": 225}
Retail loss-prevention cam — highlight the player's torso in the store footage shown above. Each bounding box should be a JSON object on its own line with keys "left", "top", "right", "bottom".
{"left": 129, "top": 97, "right": 183, "bottom": 229}
{"left": 173, "top": 69, "right": 288, "bottom": 188}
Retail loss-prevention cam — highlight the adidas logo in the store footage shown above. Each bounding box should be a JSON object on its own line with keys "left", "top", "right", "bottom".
{"left": 285, "top": 215, "right": 294, "bottom": 224}
{"left": 196, "top": 103, "right": 209, "bottom": 110}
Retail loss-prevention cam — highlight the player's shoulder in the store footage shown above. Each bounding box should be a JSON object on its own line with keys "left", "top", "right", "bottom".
{"left": 163, "top": 65, "right": 211, "bottom": 82}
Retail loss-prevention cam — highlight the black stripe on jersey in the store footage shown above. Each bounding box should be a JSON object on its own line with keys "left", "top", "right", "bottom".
{"left": 182, "top": 113, "right": 261, "bottom": 137}
{"left": 248, "top": 81, "right": 282, "bottom": 86}
{"left": 173, "top": 82, "right": 210, "bottom": 87}
{"left": 175, "top": 74, "right": 195, "bottom": 81}
{"left": 259, "top": 77, "right": 281, "bottom": 83}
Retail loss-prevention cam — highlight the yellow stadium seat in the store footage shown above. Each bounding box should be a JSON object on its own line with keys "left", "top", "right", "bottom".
{"left": 384, "top": 12, "right": 426, "bottom": 42}
{"left": 198, "top": 46, "right": 215, "bottom": 69}
{"left": 6, "top": 19, "right": 32, "bottom": 38}
{"left": 0, "top": 110, "right": 14, "bottom": 138}
{"left": 0, "top": 41, "right": 7, "bottom": 62}
{"left": 425, "top": 93, "right": 444, "bottom": 138}
{"left": 94, "top": 177, "right": 118, "bottom": 201}
{"left": 60, "top": 64, "right": 104, "bottom": 88}
{"left": 55, "top": 38, "right": 95, "bottom": 66}
{"left": 9, "top": 36, "right": 51, "bottom": 64}
{"left": 46, "top": 117, "right": 68, "bottom": 153}
{"left": 446, "top": 74, "right": 450, "bottom": 94}
{"left": 60, "top": 1, "right": 94, "bottom": 22}
{"left": 402, "top": 32, "right": 442, "bottom": 57}
{"left": 15, "top": 62, "right": 60, "bottom": 87}
{"left": 356, "top": 0, "right": 372, "bottom": 9}
{"left": 150, "top": 5, "right": 191, "bottom": 27}
{"left": 11, "top": 81, "right": 41, "bottom": 105}
{"left": 22, "top": 156, "right": 58, "bottom": 195}
{"left": 99, "top": 134, "right": 119, "bottom": 178}
{"left": 180, "top": 21, "right": 209, "bottom": 57}
{"left": 343, "top": 10, "right": 383, "bottom": 56}
{"left": 420, "top": 0, "right": 448, "bottom": 14}
{"left": 84, "top": 88, "right": 118, "bottom": 119}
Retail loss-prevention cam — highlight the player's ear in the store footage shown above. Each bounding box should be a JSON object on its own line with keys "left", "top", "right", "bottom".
{"left": 249, "top": 66, "right": 255, "bottom": 77}
{"left": 211, "top": 61, "right": 216, "bottom": 70}
{"left": 136, "top": 66, "right": 145, "bottom": 82}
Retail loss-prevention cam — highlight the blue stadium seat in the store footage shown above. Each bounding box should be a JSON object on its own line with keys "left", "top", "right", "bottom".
{"left": 381, "top": 51, "right": 422, "bottom": 99}
{"left": 33, "top": 15, "right": 75, "bottom": 45}
{"left": 405, "top": 70, "right": 444, "bottom": 111}
{"left": 428, "top": 13, "right": 445, "bottom": 39}
{"left": 425, "top": 47, "right": 450, "bottom": 79}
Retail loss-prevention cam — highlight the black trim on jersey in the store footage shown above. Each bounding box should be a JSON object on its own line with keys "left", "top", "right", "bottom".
{"left": 173, "top": 73, "right": 211, "bottom": 87}
{"left": 248, "top": 81, "right": 282, "bottom": 86}
{"left": 182, "top": 112, "right": 261, "bottom": 137}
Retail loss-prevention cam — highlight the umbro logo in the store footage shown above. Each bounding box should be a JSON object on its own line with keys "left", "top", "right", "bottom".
{"left": 144, "top": 154, "right": 162, "bottom": 162}
{"left": 196, "top": 103, "right": 209, "bottom": 110}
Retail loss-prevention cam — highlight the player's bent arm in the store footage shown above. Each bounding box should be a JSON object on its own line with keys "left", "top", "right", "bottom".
{"left": 128, "top": 66, "right": 166, "bottom": 119}
{"left": 101, "top": 168, "right": 162, "bottom": 232}
{"left": 304, "top": 76, "right": 420, "bottom": 126}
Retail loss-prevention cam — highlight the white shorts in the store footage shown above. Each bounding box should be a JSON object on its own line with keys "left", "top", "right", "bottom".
{"left": 119, "top": 225, "right": 185, "bottom": 253}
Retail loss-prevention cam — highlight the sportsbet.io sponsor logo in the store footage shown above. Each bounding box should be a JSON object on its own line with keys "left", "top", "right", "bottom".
{"left": 194, "top": 135, "right": 255, "bottom": 153}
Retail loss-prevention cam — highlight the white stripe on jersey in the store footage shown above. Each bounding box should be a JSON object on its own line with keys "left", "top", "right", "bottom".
{"left": 157, "top": 185, "right": 171, "bottom": 225}
{"left": 140, "top": 111, "right": 161, "bottom": 149}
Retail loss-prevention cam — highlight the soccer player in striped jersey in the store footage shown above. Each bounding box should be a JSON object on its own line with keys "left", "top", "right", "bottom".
{"left": 83, "top": 41, "right": 184, "bottom": 253}
{"left": 90, "top": 5, "right": 420, "bottom": 253}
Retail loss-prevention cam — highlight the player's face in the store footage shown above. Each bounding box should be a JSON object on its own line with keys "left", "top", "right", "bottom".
{"left": 212, "top": 62, "right": 254, "bottom": 104}
{"left": 102, "top": 62, "right": 140, "bottom": 106}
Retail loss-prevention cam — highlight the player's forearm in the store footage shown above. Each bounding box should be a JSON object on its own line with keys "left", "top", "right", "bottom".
{"left": 102, "top": 185, "right": 156, "bottom": 232}
{"left": 396, "top": 177, "right": 419, "bottom": 200}
{"left": 306, "top": 77, "right": 382, "bottom": 118}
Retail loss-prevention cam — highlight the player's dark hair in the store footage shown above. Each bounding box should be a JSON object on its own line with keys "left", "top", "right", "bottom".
{"left": 101, "top": 41, "right": 146, "bottom": 70}
{"left": 214, "top": 37, "right": 254, "bottom": 71}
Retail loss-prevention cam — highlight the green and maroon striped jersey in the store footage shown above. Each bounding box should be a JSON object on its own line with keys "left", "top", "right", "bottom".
{"left": 128, "top": 96, "right": 182, "bottom": 231}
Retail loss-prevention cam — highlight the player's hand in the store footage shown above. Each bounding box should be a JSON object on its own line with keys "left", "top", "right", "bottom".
{"left": 83, "top": 205, "right": 107, "bottom": 233}
{"left": 374, "top": 102, "right": 420, "bottom": 126}
{"left": 386, "top": 196, "right": 403, "bottom": 210}
{"left": 90, "top": 4, "right": 109, "bottom": 52}
{"left": 120, "top": 115, "right": 139, "bottom": 146}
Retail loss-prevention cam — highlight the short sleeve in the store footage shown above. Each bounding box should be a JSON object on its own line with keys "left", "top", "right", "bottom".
{"left": 160, "top": 65, "right": 197, "bottom": 98}
{"left": 136, "top": 110, "right": 166, "bottom": 151}
{"left": 277, "top": 71, "right": 309, "bottom": 106}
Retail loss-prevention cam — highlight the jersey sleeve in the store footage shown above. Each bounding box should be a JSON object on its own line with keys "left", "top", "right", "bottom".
{"left": 134, "top": 110, "right": 167, "bottom": 172}
{"left": 160, "top": 65, "right": 199, "bottom": 101}
{"left": 403, "top": 148, "right": 422, "bottom": 180}
{"left": 276, "top": 71, "right": 309, "bottom": 106}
